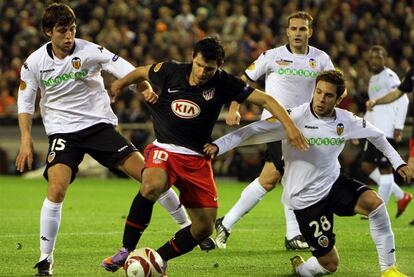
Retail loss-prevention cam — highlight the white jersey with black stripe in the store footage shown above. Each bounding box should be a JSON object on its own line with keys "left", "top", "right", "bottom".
{"left": 245, "top": 45, "right": 334, "bottom": 119}
{"left": 213, "top": 103, "right": 405, "bottom": 209}
{"left": 18, "top": 38, "right": 136, "bottom": 135}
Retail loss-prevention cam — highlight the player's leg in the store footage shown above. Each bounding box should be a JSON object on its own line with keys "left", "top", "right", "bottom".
{"left": 35, "top": 133, "right": 83, "bottom": 276}
{"left": 119, "top": 151, "right": 190, "bottom": 227}
{"left": 353, "top": 181, "right": 407, "bottom": 275}
{"left": 216, "top": 142, "right": 282, "bottom": 248}
{"left": 102, "top": 144, "right": 170, "bottom": 272}
{"left": 292, "top": 247, "right": 338, "bottom": 276}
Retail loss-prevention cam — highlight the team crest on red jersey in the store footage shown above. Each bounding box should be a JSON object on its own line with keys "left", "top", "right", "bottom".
{"left": 171, "top": 99, "right": 200, "bottom": 118}
{"left": 202, "top": 88, "right": 215, "bottom": 101}
{"left": 71, "top": 57, "right": 81, "bottom": 69}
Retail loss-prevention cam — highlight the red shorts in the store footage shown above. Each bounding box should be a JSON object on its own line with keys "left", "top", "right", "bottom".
{"left": 410, "top": 139, "right": 414, "bottom": 158}
{"left": 144, "top": 144, "right": 218, "bottom": 208}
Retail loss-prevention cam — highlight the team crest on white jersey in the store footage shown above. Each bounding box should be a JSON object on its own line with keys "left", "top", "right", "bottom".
{"left": 336, "top": 123, "right": 344, "bottom": 135}
{"left": 309, "top": 58, "right": 317, "bottom": 68}
{"left": 202, "top": 88, "right": 215, "bottom": 101}
{"left": 171, "top": 99, "right": 200, "bottom": 118}
{"left": 71, "top": 57, "right": 81, "bottom": 69}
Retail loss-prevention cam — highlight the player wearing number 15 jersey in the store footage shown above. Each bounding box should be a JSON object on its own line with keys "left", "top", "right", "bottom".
{"left": 204, "top": 70, "right": 410, "bottom": 277}
{"left": 15, "top": 3, "right": 189, "bottom": 276}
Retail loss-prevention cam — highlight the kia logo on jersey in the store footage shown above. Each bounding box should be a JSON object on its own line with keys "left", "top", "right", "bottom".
{"left": 71, "top": 57, "right": 81, "bottom": 69}
{"left": 171, "top": 99, "right": 201, "bottom": 118}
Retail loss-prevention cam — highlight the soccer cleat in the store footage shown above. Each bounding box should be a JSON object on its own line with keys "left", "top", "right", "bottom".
{"left": 34, "top": 256, "right": 53, "bottom": 276}
{"left": 101, "top": 247, "right": 130, "bottom": 272}
{"left": 290, "top": 255, "right": 305, "bottom": 275}
{"left": 285, "top": 235, "right": 309, "bottom": 250}
{"left": 381, "top": 266, "right": 410, "bottom": 277}
{"left": 199, "top": 237, "right": 216, "bottom": 251}
{"left": 214, "top": 217, "right": 230, "bottom": 249}
{"left": 396, "top": 192, "right": 412, "bottom": 218}
{"left": 160, "top": 258, "right": 168, "bottom": 277}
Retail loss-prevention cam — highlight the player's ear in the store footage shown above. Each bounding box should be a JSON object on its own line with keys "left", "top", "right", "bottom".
{"left": 217, "top": 59, "right": 224, "bottom": 67}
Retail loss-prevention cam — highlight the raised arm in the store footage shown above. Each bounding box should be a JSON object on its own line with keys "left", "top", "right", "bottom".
{"left": 246, "top": 89, "right": 308, "bottom": 151}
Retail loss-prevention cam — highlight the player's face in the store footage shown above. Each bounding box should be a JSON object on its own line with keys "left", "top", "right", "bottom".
{"left": 286, "top": 18, "right": 312, "bottom": 53}
{"left": 368, "top": 50, "right": 385, "bottom": 74}
{"left": 49, "top": 23, "right": 76, "bottom": 56}
{"left": 190, "top": 53, "right": 219, "bottom": 86}
{"left": 312, "top": 80, "right": 341, "bottom": 117}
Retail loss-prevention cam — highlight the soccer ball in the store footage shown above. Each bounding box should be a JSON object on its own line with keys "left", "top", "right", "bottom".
{"left": 124, "top": 247, "right": 164, "bottom": 277}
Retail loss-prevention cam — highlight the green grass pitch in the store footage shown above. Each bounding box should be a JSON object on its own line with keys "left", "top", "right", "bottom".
{"left": 1, "top": 176, "right": 413, "bottom": 276}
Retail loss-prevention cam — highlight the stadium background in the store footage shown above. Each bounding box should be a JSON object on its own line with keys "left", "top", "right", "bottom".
{"left": 0, "top": 0, "right": 413, "bottom": 182}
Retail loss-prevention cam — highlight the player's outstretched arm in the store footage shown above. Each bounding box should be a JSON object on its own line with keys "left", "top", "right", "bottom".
{"left": 226, "top": 101, "right": 241, "bottom": 126}
{"left": 366, "top": 89, "right": 403, "bottom": 111}
{"left": 111, "top": 64, "right": 153, "bottom": 101}
{"left": 16, "top": 113, "right": 34, "bottom": 172}
{"left": 137, "top": 81, "right": 158, "bottom": 104}
{"left": 246, "top": 89, "right": 308, "bottom": 151}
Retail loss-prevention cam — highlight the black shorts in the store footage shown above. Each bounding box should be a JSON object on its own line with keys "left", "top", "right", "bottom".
{"left": 361, "top": 138, "right": 396, "bottom": 169}
{"left": 262, "top": 141, "right": 284, "bottom": 174}
{"left": 43, "top": 123, "right": 138, "bottom": 183}
{"left": 294, "top": 175, "right": 371, "bottom": 257}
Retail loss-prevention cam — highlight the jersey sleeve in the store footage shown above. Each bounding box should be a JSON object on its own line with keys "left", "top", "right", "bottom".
{"left": 345, "top": 113, "right": 405, "bottom": 170}
{"left": 398, "top": 67, "right": 414, "bottom": 93}
{"left": 148, "top": 61, "right": 174, "bottom": 89}
{"left": 321, "top": 52, "right": 335, "bottom": 70}
{"left": 214, "top": 117, "right": 286, "bottom": 156}
{"left": 99, "top": 47, "right": 136, "bottom": 79}
{"left": 244, "top": 52, "right": 269, "bottom": 82}
{"left": 17, "top": 61, "right": 39, "bottom": 114}
{"left": 220, "top": 71, "right": 254, "bottom": 103}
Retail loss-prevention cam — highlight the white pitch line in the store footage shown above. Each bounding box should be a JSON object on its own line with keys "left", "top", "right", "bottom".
{"left": 0, "top": 231, "right": 123, "bottom": 238}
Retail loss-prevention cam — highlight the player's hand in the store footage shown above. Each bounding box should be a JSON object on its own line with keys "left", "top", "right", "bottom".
{"left": 286, "top": 125, "right": 309, "bottom": 151}
{"left": 142, "top": 88, "right": 158, "bottom": 104}
{"left": 394, "top": 129, "right": 403, "bottom": 143}
{"left": 15, "top": 138, "right": 34, "bottom": 173}
{"left": 397, "top": 165, "right": 411, "bottom": 183}
{"left": 203, "top": 143, "right": 218, "bottom": 158}
{"left": 365, "top": 100, "right": 376, "bottom": 111}
{"left": 110, "top": 80, "right": 123, "bottom": 102}
{"left": 226, "top": 110, "right": 241, "bottom": 126}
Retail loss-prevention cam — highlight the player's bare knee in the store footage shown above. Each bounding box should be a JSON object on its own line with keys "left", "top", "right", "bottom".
{"left": 356, "top": 190, "right": 384, "bottom": 214}
{"left": 318, "top": 256, "right": 339, "bottom": 273}
{"left": 361, "top": 162, "right": 375, "bottom": 175}
{"left": 191, "top": 222, "right": 213, "bottom": 240}
{"left": 140, "top": 182, "right": 164, "bottom": 201}
{"left": 47, "top": 183, "right": 67, "bottom": 202}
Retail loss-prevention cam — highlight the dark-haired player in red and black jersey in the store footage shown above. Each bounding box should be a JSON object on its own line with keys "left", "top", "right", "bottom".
{"left": 102, "top": 37, "right": 308, "bottom": 274}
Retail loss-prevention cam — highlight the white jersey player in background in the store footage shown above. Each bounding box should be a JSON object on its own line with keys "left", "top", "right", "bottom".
{"left": 214, "top": 11, "right": 334, "bottom": 250}
{"left": 204, "top": 70, "right": 410, "bottom": 277}
{"left": 361, "top": 45, "right": 412, "bottom": 218}
{"left": 15, "top": 3, "right": 189, "bottom": 276}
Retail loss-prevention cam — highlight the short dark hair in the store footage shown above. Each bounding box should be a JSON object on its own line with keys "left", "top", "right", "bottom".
{"left": 42, "top": 3, "right": 76, "bottom": 37}
{"left": 369, "top": 45, "right": 387, "bottom": 57}
{"left": 287, "top": 11, "right": 313, "bottom": 27}
{"left": 316, "top": 70, "right": 346, "bottom": 98}
{"left": 193, "top": 37, "right": 225, "bottom": 64}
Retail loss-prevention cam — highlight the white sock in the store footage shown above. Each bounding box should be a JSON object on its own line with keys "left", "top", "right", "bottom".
{"left": 378, "top": 174, "right": 393, "bottom": 204}
{"left": 285, "top": 206, "right": 301, "bottom": 240}
{"left": 296, "top": 256, "right": 332, "bottom": 276}
{"left": 222, "top": 178, "right": 267, "bottom": 231}
{"left": 157, "top": 188, "right": 190, "bottom": 228}
{"left": 39, "top": 198, "right": 62, "bottom": 261}
{"left": 391, "top": 182, "right": 404, "bottom": 200}
{"left": 368, "top": 203, "right": 396, "bottom": 272}
{"left": 369, "top": 168, "right": 381, "bottom": 184}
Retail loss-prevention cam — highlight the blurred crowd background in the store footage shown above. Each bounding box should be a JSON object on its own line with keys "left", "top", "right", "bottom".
{"left": 0, "top": 0, "right": 413, "bottom": 181}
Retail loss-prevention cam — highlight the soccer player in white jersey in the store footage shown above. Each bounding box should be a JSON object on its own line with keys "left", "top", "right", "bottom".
{"left": 361, "top": 45, "right": 412, "bottom": 218}
{"left": 204, "top": 70, "right": 410, "bottom": 277}
{"left": 214, "top": 11, "right": 334, "bottom": 250}
{"left": 15, "top": 3, "right": 189, "bottom": 276}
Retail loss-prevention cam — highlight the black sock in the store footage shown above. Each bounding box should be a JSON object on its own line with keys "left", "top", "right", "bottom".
{"left": 156, "top": 225, "right": 201, "bottom": 261}
{"left": 122, "top": 191, "right": 155, "bottom": 251}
